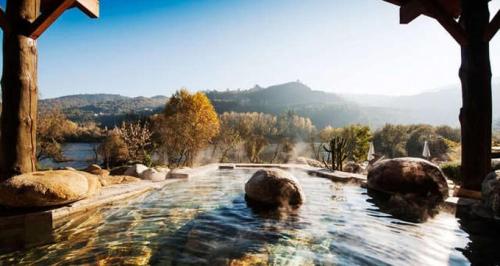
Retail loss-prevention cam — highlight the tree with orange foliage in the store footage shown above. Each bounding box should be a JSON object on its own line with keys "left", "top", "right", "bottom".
{"left": 155, "top": 89, "right": 220, "bottom": 167}
{"left": 37, "top": 108, "right": 78, "bottom": 162}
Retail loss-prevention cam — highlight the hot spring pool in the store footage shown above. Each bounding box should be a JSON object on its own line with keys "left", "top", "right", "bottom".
{"left": 0, "top": 169, "right": 498, "bottom": 265}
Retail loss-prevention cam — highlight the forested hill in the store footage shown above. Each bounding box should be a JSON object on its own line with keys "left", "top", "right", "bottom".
{"left": 205, "top": 81, "right": 345, "bottom": 109}
{"left": 40, "top": 82, "right": 405, "bottom": 128}
{"left": 206, "top": 82, "right": 409, "bottom": 127}
{"left": 38, "top": 81, "right": 499, "bottom": 128}
{"left": 39, "top": 94, "right": 168, "bottom": 126}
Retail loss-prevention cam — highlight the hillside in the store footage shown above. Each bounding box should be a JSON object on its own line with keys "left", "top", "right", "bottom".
{"left": 39, "top": 81, "right": 500, "bottom": 129}
{"left": 206, "top": 82, "right": 411, "bottom": 127}
{"left": 342, "top": 82, "right": 500, "bottom": 126}
{"left": 40, "top": 94, "right": 168, "bottom": 126}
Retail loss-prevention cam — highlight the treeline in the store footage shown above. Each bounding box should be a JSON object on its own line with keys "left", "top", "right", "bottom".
{"left": 38, "top": 94, "right": 167, "bottom": 127}
{"left": 36, "top": 90, "right": 472, "bottom": 170}
{"left": 372, "top": 124, "right": 461, "bottom": 161}
{"left": 37, "top": 108, "right": 104, "bottom": 162}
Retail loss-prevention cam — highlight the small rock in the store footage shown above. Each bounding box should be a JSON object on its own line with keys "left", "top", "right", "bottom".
{"left": 124, "top": 164, "right": 148, "bottom": 177}
{"left": 109, "top": 166, "right": 129, "bottom": 176}
{"left": 154, "top": 167, "right": 170, "bottom": 176}
{"left": 344, "top": 161, "right": 363, "bottom": 174}
{"left": 219, "top": 164, "right": 235, "bottom": 170}
{"left": 482, "top": 170, "right": 500, "bottom": 216}
{"left": 98, "top": 175, "right": 141, "bottom": 187}
{"left": 140, "top": 169, "right": 167, "bottom": 182}
{"left": 245, "top": 169, "right": 305, "bottom": 208}
{"left": 85, "top": 164, "right": 101, "bottom": 173}
{"left": 168, "top": 169, "right": 189, "bottom": 179}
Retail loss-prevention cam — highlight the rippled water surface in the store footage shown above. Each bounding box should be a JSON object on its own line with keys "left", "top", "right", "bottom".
{"left": 0, "top": 169, "right": 491, "bottom": 265}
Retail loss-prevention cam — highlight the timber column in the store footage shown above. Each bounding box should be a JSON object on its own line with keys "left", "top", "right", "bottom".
{"left": 459, "top": 0, "right": 492, "bottom": 190}
{"left": 0, "top": 0, "right": 40, "bottom": 179}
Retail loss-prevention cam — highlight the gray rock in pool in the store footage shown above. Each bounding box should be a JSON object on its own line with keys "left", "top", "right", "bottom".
{"left": 244, "top": 169, "right": 305, "bottom": 208}
{"left": 367, "top": 157, "right": 449, "bottom": 201}
{"left": 482, "top": 170, "right": 500, "bottom": 216}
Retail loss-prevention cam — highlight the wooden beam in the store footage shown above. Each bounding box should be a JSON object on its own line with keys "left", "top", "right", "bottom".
{"left": 0, "top": 7, "right": 7, "bottom": 32}
{"left": 75, "top": 0, "right": 99, "bottom": 18}
{"left": 418, "top": 0, "right": 467, "bottom": 46}
{"left": 485, "top": 10, "right": 500, "bottom": 41}
{"left": 400, "top": 0, "right": 424, "bottom": 24}
{"left": 29, "top": 0, "right": 76, "bottom": 39}
{"left": 383, "top": 0, "right": 404, "bottom": 6}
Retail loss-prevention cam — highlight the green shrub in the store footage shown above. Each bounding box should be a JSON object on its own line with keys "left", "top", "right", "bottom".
{"left": 441, "top": 162, "right": 462, "bottom": 185}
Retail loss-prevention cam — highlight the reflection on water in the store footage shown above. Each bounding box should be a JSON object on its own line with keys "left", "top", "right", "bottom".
{"left": 0, "top": 169, "right": 488, "bottom": 265}
{"left": 39, "top": 143, "right": 100, "bottom": 170}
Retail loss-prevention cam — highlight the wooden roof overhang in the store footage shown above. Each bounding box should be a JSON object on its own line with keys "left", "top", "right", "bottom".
{"left": 0, "top": 0, "right": 99, "bottom": 39}
{"left": 41, "top": 0, "right": 99, "bottom": 19}
{"left": 383, "top": 0, "right": 499, "bottom": 45}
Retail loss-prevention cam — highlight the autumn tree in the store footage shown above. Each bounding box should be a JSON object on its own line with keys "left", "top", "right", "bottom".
{"left": 36, "top": 108, "right": 77, "bottom": 162}
{"left": 118, "top": 121, "right": 153, "bottom": 162}
{"left": 236, "top": 112, "right": 276, "bottom": 163}
{"left": 98, "top": 129, "right": 129, "bottom": 168}
{"left": 214, "top": 113, "right": 243, "bottom": 163}
{"left": 272, "top": 111, "right": 315, "bottom": 162}
{"left": 373, "top": 124, "right": 409, "bottom": 158}
{"left": 156, "top": 90, "right": 220, "bottom": 167}
{"left": 339, "top": 124, "right": 373, "bottom": 162}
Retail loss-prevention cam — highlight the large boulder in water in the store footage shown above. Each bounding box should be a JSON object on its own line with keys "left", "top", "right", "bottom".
{"left": 482, "top": 170, "right": 500, "bottom": 216}
{"left": 0, "top": 170, "right": 102, "bottom": 208}
{"left": 244, "top": 169, "right": 305, "bottom": 208}
{"left": 367, "top": 158, "right": 449, "bottom": 200}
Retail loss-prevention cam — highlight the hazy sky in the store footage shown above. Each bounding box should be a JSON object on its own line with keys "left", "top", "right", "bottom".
{"left": 0, "top": 0, "right": 499, "bottom": 98}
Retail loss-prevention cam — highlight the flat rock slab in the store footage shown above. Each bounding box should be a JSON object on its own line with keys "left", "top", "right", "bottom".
{"left": 307, "top": 169, "right": 367, "bottom": 184}
{"left": 0, "top": 179, "right": 180, "bottom": 252}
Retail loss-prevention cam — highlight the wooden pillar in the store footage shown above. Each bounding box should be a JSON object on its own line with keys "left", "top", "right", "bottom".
{"left": 459, "top": 0, "right": 492, "bottom": 190}
{"left": 0, "top": 0, "right": 40, "bottom": 179}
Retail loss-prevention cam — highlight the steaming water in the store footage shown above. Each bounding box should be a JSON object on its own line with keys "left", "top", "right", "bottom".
{"left": 0, "top": 169, "right": 489, "bottom": 265}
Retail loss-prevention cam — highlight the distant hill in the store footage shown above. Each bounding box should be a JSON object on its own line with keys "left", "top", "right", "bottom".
{"left": 40, "top": 94, "right": 168, "bottom": 127}
{"left": 206, "top": 82, "right": 410, "bottom": 128}
{"left": 39, "top": 81, "right": 500, "bottom": 129}
{"left": 342, "top": 82, "right": 500, "bottom": 126}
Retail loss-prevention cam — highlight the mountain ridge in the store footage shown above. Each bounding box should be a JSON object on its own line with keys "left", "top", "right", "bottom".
{"left": 38, "top": 81, "right": 500, "bottom": 128}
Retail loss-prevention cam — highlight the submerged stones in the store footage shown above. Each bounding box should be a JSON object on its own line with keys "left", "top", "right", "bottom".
{"left": 367, "top": 157, "right": 449, "bottom": 200}
{"left": 0, "top": 170, "right": 102, "bottom": 208}
{"left": 482, "top": 170, "right": 500, "bottom": 217}
{"left": 244, "top": 169, "right": 305, "bottom": 208}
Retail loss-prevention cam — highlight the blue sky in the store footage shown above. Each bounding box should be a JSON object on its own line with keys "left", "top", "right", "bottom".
{"left": 0, "top": 0, "right": 499, "bottom": 98}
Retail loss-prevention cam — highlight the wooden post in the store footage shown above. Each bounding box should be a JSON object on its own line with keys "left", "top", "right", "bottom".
{"left": 0, "top": 0, "right": 40, "bottom": 179}
{"left": 459, "top": 0, "right": 492, "bottom": 190}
